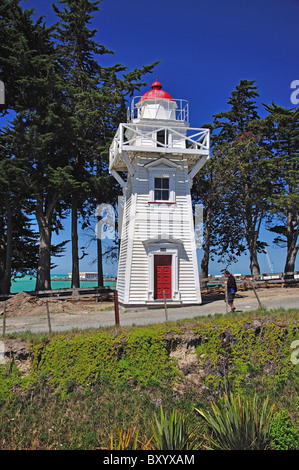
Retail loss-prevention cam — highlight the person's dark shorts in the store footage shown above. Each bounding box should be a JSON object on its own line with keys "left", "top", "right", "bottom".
{"left": 227, "top": 292, "right": 235, "bottom": 303}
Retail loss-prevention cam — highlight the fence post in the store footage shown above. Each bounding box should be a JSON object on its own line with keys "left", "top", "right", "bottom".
{"left": 2, "top": 301, "right": 6, "bottom": 335}
{"left": 249, "top": 281, "right": 263, "bottom": 309}
{"left": 114, "top": 290, "right": 120, "bottom": 326}
{"left": 225, "top": 283, "right": 229, "bottom": 314}
{"left": 163, "top": 290, "right": 168, "bottom": 322}
{"left": 46, "top": 300, "right": 52, "bottom": 335}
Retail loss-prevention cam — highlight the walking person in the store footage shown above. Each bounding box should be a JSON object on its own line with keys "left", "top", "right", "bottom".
{"left": 224, "top": 270, "right": 237, "bottom": 312}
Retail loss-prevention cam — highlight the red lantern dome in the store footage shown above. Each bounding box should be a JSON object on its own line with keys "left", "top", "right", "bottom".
{"left": 139, "top": 81, "right": 174, "bottom": 101}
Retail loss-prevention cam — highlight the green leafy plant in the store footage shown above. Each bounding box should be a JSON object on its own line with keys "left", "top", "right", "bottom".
{"left": 117, "top": 327, "right": 180, "bottom": 388}
{"left": 194, "top": 314, "right": 298, "bottom": 395}
{"left": 195, "top": 393, "right": 274, "bottom": 450}
{"left": 270, "top": 410, "right": 299, "bottom": 450}
{"left": 109, "top": 427, "right": 152, "bottom": 450}
{"left": 151, "top": 406, "right": 201, "bottom": 450}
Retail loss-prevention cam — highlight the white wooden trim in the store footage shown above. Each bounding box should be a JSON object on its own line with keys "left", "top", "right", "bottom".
{"left": 110, "top": 170, "right": 127, "bottom": 189}
{"left": 144, "top": 239, "right": 181, "bottom": 301}
{"left": 122, "top": 151, "right": 134, "bottom": 176}
{"left": 123, "top": 183, "right": 137, "bottom": 304}
{"left": 145, "top": 159, "right": 178, "bottom": 204}
{"left": 186, "top": 192, "right": 201, "bottom": 304}
{"left": 144, "top": 156, "right": 181, "bottom": 170}
{"left": 188, "top": 155, "right": 209, "bottom": 180}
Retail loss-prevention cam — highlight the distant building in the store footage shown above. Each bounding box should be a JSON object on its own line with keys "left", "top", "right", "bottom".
{"left": 68, "top": 272, "right": 98, "bottom": 280}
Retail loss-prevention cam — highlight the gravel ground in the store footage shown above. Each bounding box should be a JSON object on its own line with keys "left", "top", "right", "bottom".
{"left": 1, "top": 287, "right": 298, "bottom": 334}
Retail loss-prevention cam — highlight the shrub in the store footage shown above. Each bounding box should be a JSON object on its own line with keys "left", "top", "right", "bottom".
{"left": 270, "top": 410, "right": 299, "bottom": 450}
{"left": 151, "top": 406, "right": 201, "bottom": 450}
{"left": 108, "top": 427, "right": 152, "bottom": 450}
{"left": 194, "top": 315, "right": 298, "bottom": 395}
{"left": 28, "top": 327, "right": 180, "bottom": 393}
{"left": 29, "top": 332, "right": 123, "bottom": 393}
{"left": 0, "top": 310, "right": 298, "bottom": 450}
{"left": 117, "top": 327, "right": 179, "bottom": 388}
{"left": 195, "top": 393, "right": 274, "bottom": 450}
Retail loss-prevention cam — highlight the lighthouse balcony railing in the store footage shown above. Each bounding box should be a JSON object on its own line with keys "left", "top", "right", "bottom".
{"left": 129, "top": 97, "right": 189, "bottom": 122}
{"left": 109, "top": 123, "right": 210, "bottom": 170}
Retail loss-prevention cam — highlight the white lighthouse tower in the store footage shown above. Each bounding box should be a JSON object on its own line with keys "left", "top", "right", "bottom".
{"left": 109, "top": 81, "right": 210, "bottom": 308}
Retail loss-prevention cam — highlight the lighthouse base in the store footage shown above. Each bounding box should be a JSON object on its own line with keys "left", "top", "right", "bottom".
{"left": 118, "top": 300, "right": 202, "bottom": 314}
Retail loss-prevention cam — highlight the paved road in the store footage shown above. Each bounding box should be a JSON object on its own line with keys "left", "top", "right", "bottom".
{"left": 2, "top": 289, "right": 299, "bottom": 334}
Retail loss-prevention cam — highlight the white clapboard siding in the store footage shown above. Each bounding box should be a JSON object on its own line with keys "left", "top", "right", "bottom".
{"left": 116, "top": 178, "right": 134, "bottom": 303}
{"left": 115, "top": 157, "right": 200, "bottom": 305}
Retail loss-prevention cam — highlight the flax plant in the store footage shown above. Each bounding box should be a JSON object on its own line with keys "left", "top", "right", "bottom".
{"left": 195, "top": 393, "right": 274, "bottom": 450}
{"left": 151, "top": 406, "right": 201, "bottom": 450}
{"left": 109, "top": 427, "right": 152, "bottom": 450}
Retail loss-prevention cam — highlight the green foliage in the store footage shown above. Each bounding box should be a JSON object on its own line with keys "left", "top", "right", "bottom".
{"left": 0, "top": 311, "right": 298, "bottom": 449}
{"left": 210, "top": 80, "right": 273, "bottom": 275}
{"left": 1, "top": 311, "right": 297, "bottom": 402}
{"left": 270, "top": 410, "right": 299, "bottom": 450}
{"left": 109, "top": 427, "right": 152, "bottom": 450}
{"left": 117, "top": 327, "right": 179, "bottom": 388}
{"left": 196, "top": 393, "right": 274, "bottom": 450}
{"left": 28, "top": 326, "right": 180, "bottom": 394}
{"left": 0, "top": 0, "right": 158, "bottom": 292}
{"left": 151, "top": 406, "right": 200, "bottom": 450}
{"left": 30, "top": 332, "right": 123, "bottom": 393}
{"left": 194, "top": 80, "right": 299, "bottom": 276}
{"left": 0, "top": 363, "right": 23, "bottom": 402}
{"left": 194, "top": 312, "right": 298, "bottom": 395}
{"left": 262, "top": 103, "right": 299, "bottom": 274}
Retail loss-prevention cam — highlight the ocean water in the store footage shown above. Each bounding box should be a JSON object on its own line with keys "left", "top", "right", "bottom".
{"left": 10, "top": 274, "right": 116, "bottom": 293}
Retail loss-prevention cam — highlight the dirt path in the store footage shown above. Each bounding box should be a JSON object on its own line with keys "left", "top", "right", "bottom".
{"left": 0, "top": 287, "right": 298, "bottom": 334}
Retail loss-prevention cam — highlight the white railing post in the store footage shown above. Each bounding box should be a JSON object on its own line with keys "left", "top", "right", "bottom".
{"left": 119, "top": 123, "right": 123, "bottom": 153}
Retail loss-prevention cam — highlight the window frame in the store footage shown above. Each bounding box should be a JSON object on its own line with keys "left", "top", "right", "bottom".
{"left": 156, "top": 129, "right": 168, "bottom": 147}
{"left": 148, "top": 168, "right": 176, "bottom": 204}
{"left": 154, "top": 176, "right": 170, "bottom": 202}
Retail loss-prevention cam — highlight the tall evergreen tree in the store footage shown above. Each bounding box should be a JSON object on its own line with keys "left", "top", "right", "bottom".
{"left": 52, "top": 0, "right": 158, "bottom": 288}
{"left": 0, "top": 132, "right": 39, "bottom": 295}
{"left": 3, "top": 5, "right": 75, "bottom": 291}
{"left": 212, "top": 80, "right": 272, "bottom": 276}
{"left": 52, "top": 0, "right": 110, "bottom": 289}
{"left": 0, "top": 0, "right": 23, "bottom": 112}
{"left": 262, "top": 103, "right": 299, "bottom": 277}
{"left": 193, "top": 125, "right": 247, "bottom": 279}
{"left": 0, "top": 1, "right": 40, "bottom": 294}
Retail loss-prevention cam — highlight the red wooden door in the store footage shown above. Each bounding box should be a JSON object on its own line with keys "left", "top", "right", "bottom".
{"left": 154, "top": 255, "right": 172, "bottom": 299}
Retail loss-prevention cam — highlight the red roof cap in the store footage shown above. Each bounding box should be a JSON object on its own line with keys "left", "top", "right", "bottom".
{"left": 140, "top": 81, "right": 174, "bottom": 101}
{"left": 151, "top": 81, "right": 162, "bottom": 89}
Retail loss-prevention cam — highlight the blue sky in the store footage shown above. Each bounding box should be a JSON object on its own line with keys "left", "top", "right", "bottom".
{"left": 13, "top": 0, "right": 299, "bottom": 274}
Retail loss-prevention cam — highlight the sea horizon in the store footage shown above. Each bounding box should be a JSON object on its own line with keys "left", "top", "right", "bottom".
{"left": 10, "top": 274, "right": 116, "bottom": 293}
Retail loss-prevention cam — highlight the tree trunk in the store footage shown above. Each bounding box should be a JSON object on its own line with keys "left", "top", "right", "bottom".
{"left": 284, "top": 248, "right": 298, "bottom": 278}
{"left": 200, "top": 206, "right": 212, "bottom": 282}
{"left": 97, "top": 236, "right": 104, "bottom": 287}
{"left": 243, "top": 210, "right": 261, "bottom": 277}
{"left": 284, "top": 211, "right": 299, "bottom": 279}
{"left": 35, "top": 195, "right": 58, "bottom": 292}
{"left": 0, "top": 195, "right": 13, "bottom": 296}
{"left": 2, "top": 195, "right": 13, "bottom": 295}
{"left": 71, "top": 193, "right": 80, "bottom": 289}
{"left": 248, "top": 238, "right": 260, "bottom": 278}
{"left": 0, "top": 233, "right": 5, "bottom": 295}
{"left": 35, "top": 212, "right": 52, "bottom": 291}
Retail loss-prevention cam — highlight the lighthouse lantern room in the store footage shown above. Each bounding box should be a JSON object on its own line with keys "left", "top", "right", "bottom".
{"left": 109, "top": 81, "right": 210, "bottom": 308}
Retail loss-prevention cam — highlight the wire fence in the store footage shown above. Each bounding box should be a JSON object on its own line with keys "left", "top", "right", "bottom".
{"left": 200, "top": 271, "right": 299, "bottom": 290}
{"left": 0, "top": 271, "right": 298, "bottom": 335}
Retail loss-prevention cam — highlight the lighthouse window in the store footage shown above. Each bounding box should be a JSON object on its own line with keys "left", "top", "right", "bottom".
{"left": 154, "top": 177, "right": 169, "bottom": 201}
{"left": 157, "top": 130, "right": 168, "bottom": 147}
